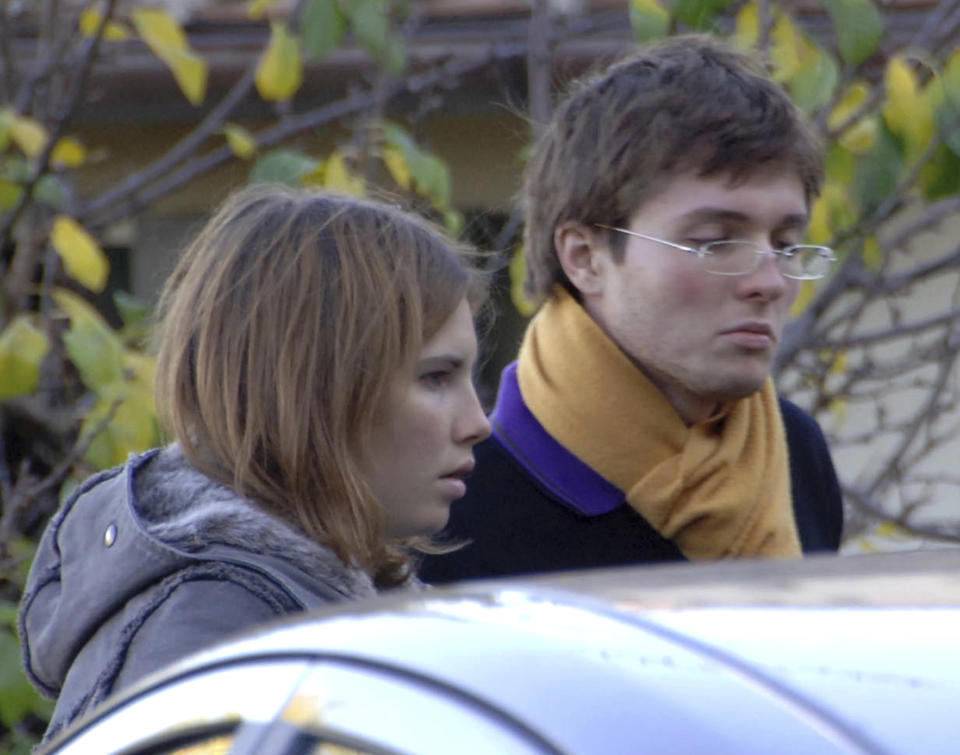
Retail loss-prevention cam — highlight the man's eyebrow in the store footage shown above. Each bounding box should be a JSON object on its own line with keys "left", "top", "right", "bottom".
{"left": 677, "top": 208, "right": 809, "bottom": 227}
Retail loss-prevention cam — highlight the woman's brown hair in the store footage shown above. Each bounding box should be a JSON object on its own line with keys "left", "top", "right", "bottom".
{"left": 153, "top": 185, "right": 485, "bottom": 587}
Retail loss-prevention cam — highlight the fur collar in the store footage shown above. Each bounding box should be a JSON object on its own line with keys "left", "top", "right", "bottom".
{"left": 133, "top": 445, "right": 373, "bottom": 593}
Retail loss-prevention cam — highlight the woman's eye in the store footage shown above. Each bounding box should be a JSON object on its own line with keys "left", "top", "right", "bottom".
{"left": 419, "top": 371, "right": 451, "bottom": 388}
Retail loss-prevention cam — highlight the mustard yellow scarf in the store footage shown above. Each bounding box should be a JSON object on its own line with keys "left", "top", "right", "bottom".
{"left": 517, "top": 288, "right": 801, "bottom": 560}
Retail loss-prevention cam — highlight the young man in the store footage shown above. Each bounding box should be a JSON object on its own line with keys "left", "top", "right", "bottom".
{"left": 420, "top": 34, "right": 843, "bottom": 583}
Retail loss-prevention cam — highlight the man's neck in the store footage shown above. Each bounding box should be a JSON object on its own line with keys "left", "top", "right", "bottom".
{"left": 635, "top": 366, "right": 720, "bottom": 426}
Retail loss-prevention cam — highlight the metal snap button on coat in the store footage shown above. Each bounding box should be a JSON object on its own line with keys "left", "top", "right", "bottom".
{"left": 104, "top": 523, "right": 118, "bottom": 547}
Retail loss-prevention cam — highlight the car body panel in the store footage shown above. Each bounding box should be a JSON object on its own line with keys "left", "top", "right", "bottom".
{"left": 45, "top": 550, "right": 960, "bottom": 755}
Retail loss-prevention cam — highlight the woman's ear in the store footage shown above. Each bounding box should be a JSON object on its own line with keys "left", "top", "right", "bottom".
{"left": 554, "top": 222, "right": 608, "bottom": 297}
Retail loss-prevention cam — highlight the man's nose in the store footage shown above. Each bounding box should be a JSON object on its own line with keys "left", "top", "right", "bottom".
{"left": 738, "top": 250, "right": 790, "bottom": 300}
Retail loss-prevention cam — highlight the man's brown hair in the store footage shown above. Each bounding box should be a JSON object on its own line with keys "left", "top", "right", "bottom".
{"left": 522, "top": 34, "right": 824, "bottom": 301}
{"left": 154, "top": 185, "right": 485, "bottom": 587}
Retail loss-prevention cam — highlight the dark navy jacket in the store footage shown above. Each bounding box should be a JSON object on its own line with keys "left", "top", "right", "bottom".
{"left": 420, "top": 363, "right": 843, "bottom": 583}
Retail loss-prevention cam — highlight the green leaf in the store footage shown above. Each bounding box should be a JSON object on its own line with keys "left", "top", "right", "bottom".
{"left": 80, "top": 379, "right": 158, "bottom": 469}
{"left": 54, "top": 289, "right": 125, "bottom": 394}
{"left": 113, "top": 290, "right": 151, "bottom": 331}
{"left": 300, "top": 0, "right": 345, "bottom": 61}
{"left": 0, "top": 624, "right": 52, "bottom": 728}
{"left": 249, "top": 149, "right": 319, "bottom": 186}
{"left": 825, "top": 143, "right": 857, "bottom": 185}
{"left": 342, "top": 0, "right": 406, "bottom": 73}
{"left": 819, "top": 0, "right": 884, "bottom": 66}
{"left": 417, "top": 154, "right": 451, "bottom": 208}
{"left": 933, "top": 53, "right": 960, "bottom": 156}
{"left": 0, "top": 179, "right": 22, "bottom": 211}
{"left": 34, "top": 175, "right": 66, "bottom": 209}
{"left": 789, "top": 43, "right": 839, "bottom": 113}
{"left": 674, "top": 0, "right": 734, "bottom": 30}
{"left": 509, "top": 245, "right": 537, "bottom": 317}
{"left": 0, "top": 317, "right": 50, "bottom": 400}
{"left": 630, "top": 0, "right": 670, "bottom": 42}
{"left": 920, "top": 143, "right": 960, "bottom": 199}
{"left": 381, "top": 122, "right": 450, "bottom": 209}
{"left": 851, "top": 121, "right": 904, "bottom": 215}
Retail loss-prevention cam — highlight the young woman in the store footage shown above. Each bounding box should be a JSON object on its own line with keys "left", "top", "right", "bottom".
{"left": 19, "top": 185, "right": 491, "bottom": 740}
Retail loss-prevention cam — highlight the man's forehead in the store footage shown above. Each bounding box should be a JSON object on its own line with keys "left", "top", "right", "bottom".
{"left": 675, "top": 206, "right": 809, "bottom": 227}
{"left": 629, "top": 168, "right": 809, "bottom": 226}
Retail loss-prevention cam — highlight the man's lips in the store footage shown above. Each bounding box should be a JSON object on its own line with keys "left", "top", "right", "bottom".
{"left": 718, "top": 321, "right": 777, "bottom": 348}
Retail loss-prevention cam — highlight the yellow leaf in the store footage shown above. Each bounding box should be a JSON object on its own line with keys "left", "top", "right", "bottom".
{"left": 80, "top": 380, "right": 157, "bottom": 468}
{"left": 0, "top": 179, "right": 22, "bottom": 211}
{"left": 828, "top": 397, "right": 847, "bottom": 427}
{"left": 790, "top": 280, "right": 817, "bottom": 317}
{"left": 247, "top": 0, "right": 278, "bottom": 20}
{"left": 322, "top": 150, "right": 365, "bottom": 196}
{"left": 732, "top": 2, "right": 759, "bottom": 50}
{"left": 10, "top": 115, "right": 49, "bottom": 159}
{"left": 770, "top": 13, "right": 801, "bottom": 82}
{"left": 222, "top": 123, "right": 257, "bottom": 159}
{"left": 123, "top": 350, "right": 157, "bottom": 391}
{"left": 884, "top": 57, "right": 915, "bottom": 135}
{"left": 52, "top": 287, "right": 111, "bottom": 328}
{"left": 828, "top": 350, "right": 847, "bottom": 377}
{"left": 808, "top": 196, "right": 832, "bottom": 245}
{"left": 381, "top": 145, "right": 411, "bottom": 190}
{"left": 0, "top": 108, "right": 11, "bottom": 150}
{"left": 0, "top": 317, "right": 50, "bottom": 400}
{"left": 255, "top": 22, "right": 303, "bottom": 102}
{"left": 79, "top": 7, "right": 130, "bottom": 40}
{"left": 169, "top": 48, "right": 208, "bottom": 107}
{"left": 828, "top": 81, "right": 870, "bottom": 129}
{"left": 862, "top": 235, "right": 883, "bottom": 270}
{"left": 132, "top": 8, "right": 208, "bottom": 106}
{"left": 807, "top": 182, "right": 851, "bottom": 245}
{"left": 51, "top": 136, "right": 87, "bottom": 168}
{"left": 875, "top": 521, "right": 903, "bottom": 538}
{"left": 883, "top": 57, "right": 935, "bottom": 160}
{"left": 509, "top": 246, "right": 538, "bottom": 317}
{"left": 50, "top": 215, "right": 110, "bottom": 292}
{"left": 839, "top": 117, "right": 877, "bottom": 154}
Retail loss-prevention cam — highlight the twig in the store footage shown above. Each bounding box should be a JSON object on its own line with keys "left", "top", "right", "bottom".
{"left": 0, "top": 396, "right": 123, "bottom": 547}
{"left": 0, "top": 0, "right": 119, "bottom": 255}
{"left": 844, "top": 484, "right": 960, "bottom": 544}
{"left": 0, "top": 0, "right": 14, "bottom": 102}
{"left": 85, "top": 40, "right": 531, "bottom": 232}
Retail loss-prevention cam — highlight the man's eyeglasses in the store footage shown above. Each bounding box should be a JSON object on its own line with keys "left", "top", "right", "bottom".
{"left": 593, "top": 224, "right": 836, "bottom": 281}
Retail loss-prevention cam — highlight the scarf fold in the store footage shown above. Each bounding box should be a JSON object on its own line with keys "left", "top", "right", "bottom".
{"left": 516, "top": 288, "right": 801, "bottom": 560}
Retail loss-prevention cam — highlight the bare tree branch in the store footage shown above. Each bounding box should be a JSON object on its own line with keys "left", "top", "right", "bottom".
{"left": 0, "top": 0, "right": 119, "bottom": 255}
{"left": 527, "top": 0, "right": 552, "bottom": 140}
{"left": 84, "top": 41, "right": 532, "bottom": 232}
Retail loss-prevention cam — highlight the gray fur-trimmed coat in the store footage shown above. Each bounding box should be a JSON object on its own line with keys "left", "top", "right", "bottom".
{"left": 19, "top": 445, "right": 378, "bottom": 742}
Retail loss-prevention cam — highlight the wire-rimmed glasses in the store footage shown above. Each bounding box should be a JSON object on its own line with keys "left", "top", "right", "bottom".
{"left": 594, "top": 224, "right": 835, "bottom": 281}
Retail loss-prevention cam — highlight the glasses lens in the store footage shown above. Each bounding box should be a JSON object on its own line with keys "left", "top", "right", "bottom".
{"left": 700, "top": 241, "right": 759, "bottom": 274}
{"left": 787, "top": 246, "right": 834, "bottom": 280}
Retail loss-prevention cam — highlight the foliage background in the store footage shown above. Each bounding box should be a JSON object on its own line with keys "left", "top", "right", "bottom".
{"left": 1, "top": 0, "right": 959, "bottom": 747}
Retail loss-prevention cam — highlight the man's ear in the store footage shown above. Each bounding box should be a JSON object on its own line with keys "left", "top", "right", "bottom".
{"left": 554, "top": 221, "right": 608, "bottom": 297}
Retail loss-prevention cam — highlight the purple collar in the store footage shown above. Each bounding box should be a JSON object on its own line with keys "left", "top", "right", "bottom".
{"left": 489, "top": 362, "right": 625, "bottom": 516}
